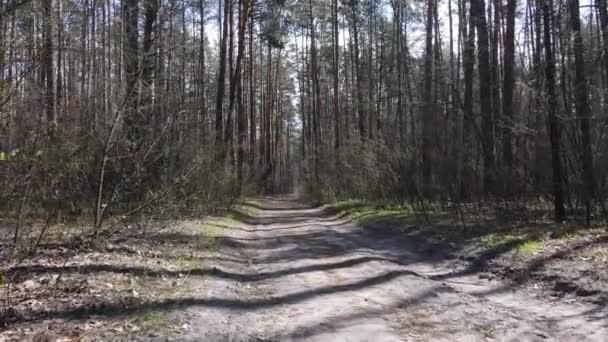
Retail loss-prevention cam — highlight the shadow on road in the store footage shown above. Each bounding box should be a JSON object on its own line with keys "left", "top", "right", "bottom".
{"left": 4, "top": 195, "right": 607, "bottom": 331}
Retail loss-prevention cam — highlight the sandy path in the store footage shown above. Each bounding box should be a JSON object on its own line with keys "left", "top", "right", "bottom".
{"left": 175, "top": 195, "right": 607, "bottom": 341}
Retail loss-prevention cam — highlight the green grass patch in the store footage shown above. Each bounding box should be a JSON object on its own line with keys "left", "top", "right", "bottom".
{"left": 225, "top": 208, "right": 255, "bottom": 223}
{"left": 516, "top": 240, "right": 544, "bottom": 255}
{"left": 481, "top": 231, "right": 545, "bottom": 255}
{"left": 325, "top": 199, "right": 370, "bottom": 213}
{"left": 329, "top": 200, "right": 410, "bottom": 214}
{"left": 326, "top": 199, "right": 564, "bottom": 257}
{"left": 326, "top": 199, "right": 437, "bottom": 227}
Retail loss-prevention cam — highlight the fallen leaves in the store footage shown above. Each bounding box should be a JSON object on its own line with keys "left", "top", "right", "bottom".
{"left": 0, "top": 220, "right": 223, "bottom": 340}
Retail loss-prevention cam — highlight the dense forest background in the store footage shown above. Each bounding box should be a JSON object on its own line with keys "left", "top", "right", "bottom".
{"left": 1, "top": 0, "right": 607, "bottom": 238}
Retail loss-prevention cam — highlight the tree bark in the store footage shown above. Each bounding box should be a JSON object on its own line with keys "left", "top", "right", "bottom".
{"left": 502, "top": 0, "right": 516, "bottom": 178}
{"left": 332, "top": 0, "right": 340, "bottom": 153}
{"left": 235, "top": 0, "right": 252, "bottom": 193}
{"left": 215, "top": 0, "right": 231, "bottom": 154}
{"left": 471, "top": 0, "right": 495, "bottom": 194}
{"left": 598, "top": 0, "right": 608, "bottom": 101}
{"left": 422, "top": 0, "right": 434, "bottom": 194}
{"left": 199, "top": 0, "right": 208, "bottom": 143}
{"left": 123, "top": 0, "right": 140, "bottom": 144}
{"left": 569, "top": 0, "right": 595, "bottom": 224}
{"left": 350, "top": 0, "right": 365, "bottom": 139}
{"left": 42, "top": 0, "right": 55, "bottom": 138}
{"left": 541, "top": 0, "right": 566, "bottom": 221}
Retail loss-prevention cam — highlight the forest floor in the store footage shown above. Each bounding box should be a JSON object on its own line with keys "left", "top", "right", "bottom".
{"left": 1, "top": 195, "right": 607, "bottom": 341}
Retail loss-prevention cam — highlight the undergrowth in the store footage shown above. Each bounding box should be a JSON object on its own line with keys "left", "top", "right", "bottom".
{"left": 325, "top": 199, "right": 594, "bottom": 256}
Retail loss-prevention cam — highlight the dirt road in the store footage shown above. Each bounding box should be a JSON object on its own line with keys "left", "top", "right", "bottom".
{"left": 174, "top": 196, "right": 607, "bottom": 341}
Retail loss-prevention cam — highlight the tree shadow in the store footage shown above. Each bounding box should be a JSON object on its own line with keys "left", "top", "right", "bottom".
{"left": 240, "top": 200, "right": 318, "bottom": 212}
{"left": 431, "top": 234, "right": 608, "bottom": 305}
{"left": 240, "top": 198, "right": 608, "bottom": 309}
{"left": 7, "top": 252, "right": 415, "bottom": 286}
{"left": 267, "top": 286, "right": 451, "bottom": 341}
{"left": 222, "top": 197, "right": 608, "bottom": 308}
{"left": 15, "top": 269, "right": 422, "bottom": 325}
{"left": 5, "top": 195, "right": 607, "bottom": 333}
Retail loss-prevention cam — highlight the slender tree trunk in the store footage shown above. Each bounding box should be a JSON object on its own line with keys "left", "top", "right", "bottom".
{"left": 309, "top": 0, "right": 320, "bottom": 185}
{"left": 502, "top": 0, "right": 516, "bottom": 180}
{"left": 422, "top": 0, "right": 434, "bottom": 194}
{"left": 0, "top": 0, "right": 4, "bottom": 86}
{"left": 541, "top": 0, "right": 566, "bottom": 221}
{"left": 142, "top": 0, "right": 158, "bottom": 106}
{"left": 199, "top": 0, "right": 208, "bottom": 143}
{"left": 367, "top": 0, "right": 375, "bottom": 140}
{"left": 264, "top": 43, "right": 273, "bottom": 177}
{"left": 55, "top": 0, "right": 63, "bottom": 122}
{"left": 462, "top": 0, "right": 477, "bottom": 197}
{"left": 471, "top": 0, "right": 495, "bottom": 194}
{"left": 235, "top": 0, "right": 252, "bottom": 193}
{"left": 490, "top": 0, "right": 501, "bottom": 160}
{"left": 332, "top": 0, "right": 340, "bottom": 154}
{"left": 598, "top": 0, "right": 608, "bottom": 103}
{"left": 123, "top": 0, "right": 140, "bottom": 144}
{"left": 350, "top": 0, "right": 365, "bottom": 139}
{"left": 42, "top": 0, "right": 55, "bottom": 138}
{"left": 569, "top": 0, "right": 595, "bottom": 224}
{"left": 225, "top": 0, "right": 236, "bottom": 166}
{"left": 248, "top": 15, "right": 256, "bottom": 168}
{"left": 81, "top": 0, "right": 89, "bottom": 130}
{"left": 215, "top": 0, "right": 231, "bottom": 154}
{"left": 395, "top": 0, "right": 404, "bottom": 145}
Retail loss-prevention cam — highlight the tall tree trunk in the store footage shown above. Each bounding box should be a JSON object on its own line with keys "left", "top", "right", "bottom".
{"left": 55, "top": 0, "right": 63, "bottom": 121}
{"left": 142, "top": 0, "right": 159, "bottom": 109}
{"left": 123, "top": 0, "right": 140, "bottom": 144}
{"left": 215, "top": 0, "right": 231, "bottom": 154}
{"left": 42, "top": 0, "right": 54, "bottom": 138}
{"left": 396, "top": 1, "right": 404, "bottom": 144}
{"left": 541, "top": 0, "right": 566, "bottom": 221}
{"left": 462, "top": 0, "right": 476, "bottom": 197}
{"left": 0, "top": 0, "right": 4, "bottom": 87}
{"left": 332, "top": 0, "right": 340, "bottom": 154}
{"left": 569, "top": 0, "right": 595, "bottom": 224}
{"left": 309, "top": 0, "right": 320, "bottom": 185}
{"left": 81, "top": 0, "right": 89, "bottom": 130}
{"left": 235, "top": 0, "right": 252, "bottom": 193}
{"left": 422, "top": 0, "right": 434, "bottom": 194}
{"left": 490, "top": 0, "right": 501, "bottom": 158}
{"left": 471, "top": 0, "right": 495, "bottom": 194}
{"left": 248, "top": 14, "right": 256, "bottom": 168}
{"left": 264, "top": 43, "right": 273, "bottom": 177}
{"left": 350, "top": 0, "right": 365, "bottom": 139}
{"left": 502, "top": 0, "right": 516, "bottom": 180}
{"left": 367, "top": 0, "right": 375, "bottom": 140}
{"left": 598, "top": 0, "right": 608, "bottom": 104}
{"left": 199, "top": 0, "right": 208, "bottom": 143}
{"left": 225, "top": 0, "right": 235, "bottom": 165}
